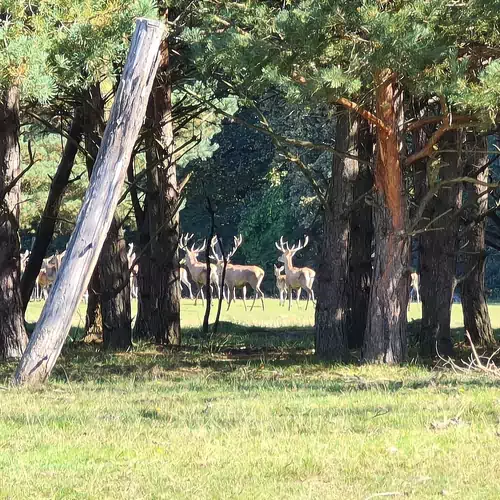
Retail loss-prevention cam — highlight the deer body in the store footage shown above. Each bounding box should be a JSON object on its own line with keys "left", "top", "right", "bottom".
{"left": 275, "top": 236, "right": 316, "bottom": 310}
{"left": 179, "top": 234, "right": 220, "bottom": 305}
{"left": 211, "top": 235, "right": 265, "bottom": 311}
{"left": 409, "top": 271, "right": 420, "bottom": 308}
{"left": 274, "top": 264, "right": 288, "bottom": 306}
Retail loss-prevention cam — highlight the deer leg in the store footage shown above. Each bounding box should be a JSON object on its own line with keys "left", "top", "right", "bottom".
{"left": 288, "top": 285, "right": 292, "bottom": 311}
{"left": 296, "top": 288, "right": 301, "bottom": 309}
{"left": 227, "top": 286, "right": 234, "bottom": 311}
{"left": 260, "top": 287, "right": 265, "bottom": 311}
{"left": 242, "top": 286, "right": 248, "bottom": 311}
{"left": 187, "top": 282, "right": 194, "bottom": 300}
{"left": 305, "top": 287, "right": 312, "bottom": 310}
{"left": 416, "top": 286, "right": 420, "bottom": 304}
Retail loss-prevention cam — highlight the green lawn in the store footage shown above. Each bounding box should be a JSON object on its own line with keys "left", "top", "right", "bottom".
{"left": 1, "top": 300, "right": 500, "bottom": 499}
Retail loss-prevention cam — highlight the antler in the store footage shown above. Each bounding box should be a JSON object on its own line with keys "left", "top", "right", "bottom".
{"left": 227, "top": 234, "right": 243, "bottom": 260}
{"left": 292, "top": 235, "right": 309, "bottom": 253}
{"left": 210, "top": 235, "right": 223, "bottom": 262}
{"left": 179, "top": 233, "right": 193, "bottom": 250}
{"left": 275, "top": 235, "right": 287, "bottom": 252}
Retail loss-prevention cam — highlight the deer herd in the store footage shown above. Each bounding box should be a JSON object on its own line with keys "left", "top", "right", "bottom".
{"left": 20, "top": 234, "right": 422, "bottom": 311}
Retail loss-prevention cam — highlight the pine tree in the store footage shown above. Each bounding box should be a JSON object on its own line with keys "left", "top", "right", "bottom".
{"left": 0, "top": 1, "right": 56, "bottom": 359}
{"left": 185, "top": 0, "right": 500, "bottom": 362}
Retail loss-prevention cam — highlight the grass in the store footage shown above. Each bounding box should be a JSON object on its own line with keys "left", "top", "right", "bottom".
{"left": 1, "top": 300, "right": 500, "bottom": 499}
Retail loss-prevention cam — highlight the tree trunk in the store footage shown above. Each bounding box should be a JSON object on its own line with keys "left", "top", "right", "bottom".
{"left": 461, "top": 136, "right": 494, "bottom": 346}
{"left": 84, "top": 268, "right": 102, "bottom": 341}
{"left": 100, "top": 217, "right": 132, "bottom": 349}
{"left": 143, "top": 35, "right": 180, "bottom": 346}
{"left": 362, "top": 71, "right": 409, "bottom": 364}
{"left": 83, "top": 84, "right": 131, "bottom": 348}
{"left": 21, "top": 107, "right": 84, "bottom": 311}
{"left": 83, "top": 85, "right": 104, "bottom": 337}
{"left": 0, "top": 85, "right": 28, "bottom": 360}
{"left": 13, "top": 19, "right": 164, "bottom": 386}
{"left": 314, "top": 110, "right": 357, "bottom": 361}
{"left": 347, "top": 120, "right": 374, "bottom": 349}
{"left": 419, "top": 131, "right": 463, "bottom": 357}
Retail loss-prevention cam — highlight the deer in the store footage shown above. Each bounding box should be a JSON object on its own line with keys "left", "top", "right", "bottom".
{"left": 179, "top": 234, "right": 220, "bottom": 305}
{"left": 275, "top": 235, "right": 316, "bottom": 311}
{"left": 274, "top": 264, "right": 288, "bottom": 306}
{"left": 408, "top": 271, "right": 420, "bottom": 309}
{"left": 127, "top": 243, "right": 139, "bottom": 299}
{"left": 178, "top": 258, "right": 194, "bottom": 300}
{"left": 210, "top": 235, "right": 265, "bottom": 311}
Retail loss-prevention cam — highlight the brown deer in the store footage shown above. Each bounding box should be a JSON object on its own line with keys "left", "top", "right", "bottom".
{"left": 275, "top": 235, "right": 316, "bottom": 310}
{"left": 179, "top": 234, "right": 220, "bottom": 305}
{"left": 274, "top": 264, "right": 288, "bottom": 306}
{"left": 127, "top": 243, "right": 139, "bottom": 299}
{"left": 178, "top": 259, "right": 194, "bottom": 300}
{"left": 211, "top": 235, "right": 265, "bottom": 311}
{"left": 408, "top": 271, "right": 420, "bottom": 310}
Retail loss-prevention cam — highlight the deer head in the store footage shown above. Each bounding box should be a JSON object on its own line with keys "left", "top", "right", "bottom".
{"left": 179, "top": 233, "right": 207, "bottom": 263}
{"left": 273, "top": 264, "right": 284, "bottom": 277}
{"left": 210, "top": 234, "right": 243, "bottom": 268}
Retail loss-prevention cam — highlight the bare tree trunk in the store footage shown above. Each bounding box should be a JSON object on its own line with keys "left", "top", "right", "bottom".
{"left": 461, "top": 136, "right": 494, "bottom": 346}
{"left": 21, "top": 106, "right": 84, "bottom": 311}
{"left": 13, "top": 19, "right": 164, "bottom": 385}
{"left": 0, "top": 85, "right": 28, "bottom": 360}
{"left": 347, "top": 120, "right": 374, "bottom": 349}
{"left": 419, "top": 131, "right": 463, "bottom": 357}
{"left": 362, "top": 71, "right": 409, "bottom": 364}
{"left": 314, "top": 110, "right": 357, "bottom": 360}
{"left": 144, "top": 34, "right": 180, "bottom": 346}
{"left": 84, "top": 84, "right": 131, "bottom": 348}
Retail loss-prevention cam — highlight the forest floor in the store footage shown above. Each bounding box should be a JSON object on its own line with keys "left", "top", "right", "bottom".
{"left": 0, "top": 300, "right": 499, "bottom": 499}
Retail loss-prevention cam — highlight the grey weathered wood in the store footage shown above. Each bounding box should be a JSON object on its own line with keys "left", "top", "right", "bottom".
{"left": 13, "top": 18, "right": 164, "bottom": 386}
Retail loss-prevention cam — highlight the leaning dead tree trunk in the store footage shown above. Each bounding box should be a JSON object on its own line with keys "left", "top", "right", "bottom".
{"left": 21, "top": 106, "right": 84, "bottom": 311}
{"left": 362, "top": 71, "right": 409, "bottom": 364}
{"left": 0, "top": 85, "right": 28, "bottom": 360}
{"left": 315, "top": 109, "right": 357, "bottom": 361}
{"left": 461, "top": 135, "right": 494, "bottom": 346}
{"left": 419, "top": 131, "right": 463, "bottom": 357}
{"left": 13, "top": 19, "right": 164, "bottom": 385}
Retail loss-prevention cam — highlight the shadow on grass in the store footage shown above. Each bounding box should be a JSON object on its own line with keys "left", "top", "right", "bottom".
{"left": 1, "top": 319, "right": 498, "bottom": 393}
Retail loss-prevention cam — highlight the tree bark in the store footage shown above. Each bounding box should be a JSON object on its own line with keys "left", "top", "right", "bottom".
{"left": 461, "top": 136, "right": 494, "bottom": 346}
{"left": 13, "top": 19, "right": 164, "bottom": 385}
{"left": 0, "top": 85, "right": 28, "bottom": 360}
{"left": 143, "top": 34, "right": 180, "bottom": 346}
{"left": 419, "top": 131, "right": 463, "bottom": 357}
{"left": 314, "top": 110, "right": 357, "bottom": 360}
{"left": 362, "top": 71, "right": 409, "bottom": 364}
{"left": 21, "top": 107, "right": 84, "bottom": 311}
{"left": 100, "top": 217, "right": 132, "bottom": 349}
{"left": 347, "top": 120, "right": 374, "bottom": 349}
{"left": 83, "top": 84, "right": 131, "bottom": 348}
{"left": 83, "top": 85, "right": 104, "bottom": 337}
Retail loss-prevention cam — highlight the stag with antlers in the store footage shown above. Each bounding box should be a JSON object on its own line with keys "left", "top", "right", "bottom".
{"left": 179, "top": 234, "right": 220, "bottom": 305}
{"left": 275, "top": 235, "right": 316, "bottom": 311}
{"left": 211, "top": 235, "right": 265, "bottom": 311}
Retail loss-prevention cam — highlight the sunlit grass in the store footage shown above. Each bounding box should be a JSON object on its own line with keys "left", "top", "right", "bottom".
{"left": 0, "top": 300, "right": 499, "bottom": 499}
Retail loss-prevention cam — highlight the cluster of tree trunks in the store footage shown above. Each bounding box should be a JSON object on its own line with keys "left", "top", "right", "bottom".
{"left": 134, "top": 35, "right": 180, "bottom": 346}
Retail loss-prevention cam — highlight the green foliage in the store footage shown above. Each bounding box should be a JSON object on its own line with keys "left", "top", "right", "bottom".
{"left": 0, "top": 1, "right": 56, "bottom": 102}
